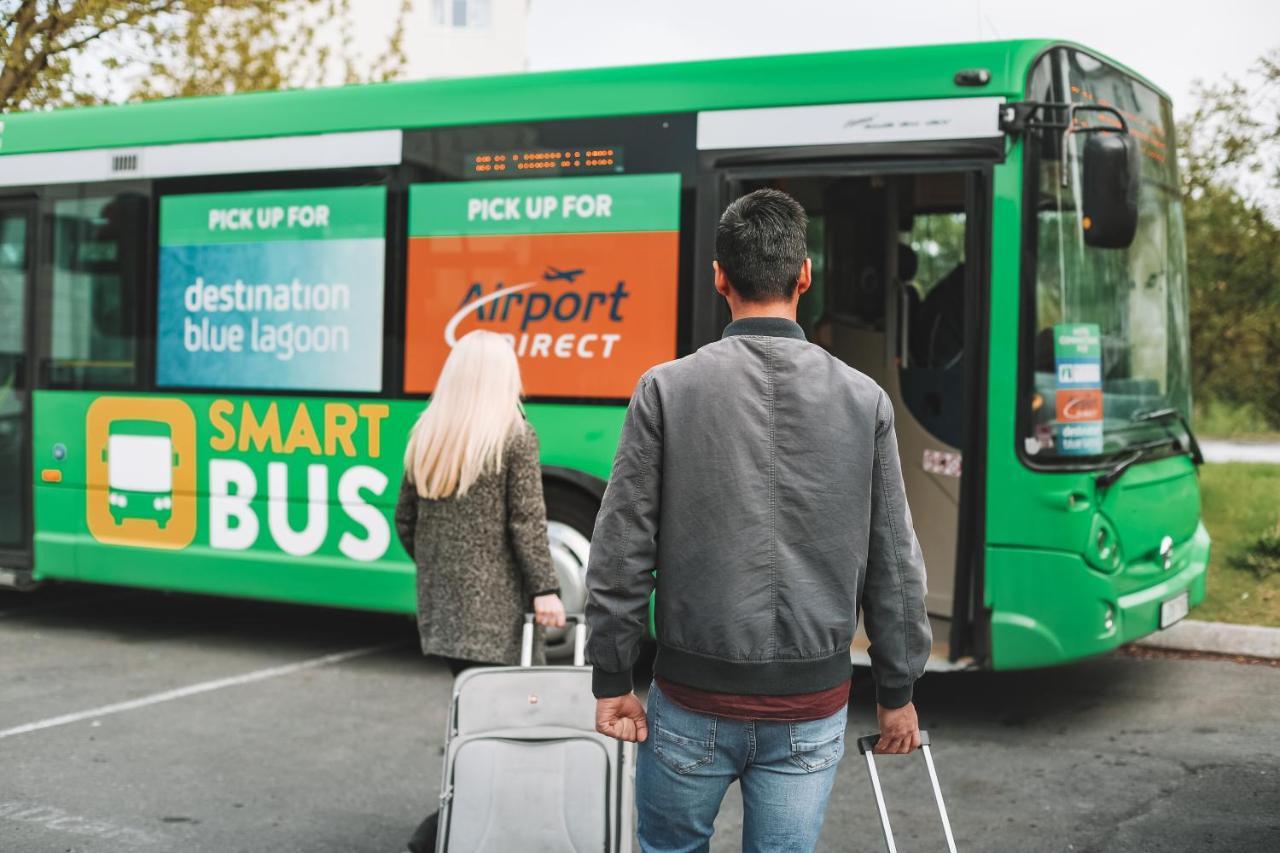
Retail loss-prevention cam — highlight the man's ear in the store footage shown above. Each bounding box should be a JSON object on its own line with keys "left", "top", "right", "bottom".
{"left": 794, "top": 258, "right": 813, "bottom": 298}
{"left": 713, "top": 260, "right": 732, "bottom": 298}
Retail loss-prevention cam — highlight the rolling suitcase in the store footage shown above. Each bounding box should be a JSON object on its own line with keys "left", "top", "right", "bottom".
{"left": 435, "top": 614, "right": 635, "bottom": 853}
{"left": 856, "top": 730, "right": 958, "bottom": 853}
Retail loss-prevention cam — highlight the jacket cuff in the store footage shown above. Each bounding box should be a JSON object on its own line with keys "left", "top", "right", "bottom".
{"left": 592, "top": 666, "right": 634, "bottom": 699}
{"left": 530, "top": 588, "right": 561, "bottom": 599}
{"left": 876, "top": 681, "right": 914, "bottom": 709}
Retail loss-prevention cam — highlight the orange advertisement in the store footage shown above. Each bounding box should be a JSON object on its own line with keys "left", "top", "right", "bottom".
{"left": 403, "top": 231, "right": 679, "bottom": 397}
{"left": 1055, "top": 388, "right": 1103, "bottom": 423}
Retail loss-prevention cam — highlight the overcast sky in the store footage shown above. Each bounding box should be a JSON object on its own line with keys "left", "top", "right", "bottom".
{"left": 526, "top": 0, "right": 1280, "bottom": 115}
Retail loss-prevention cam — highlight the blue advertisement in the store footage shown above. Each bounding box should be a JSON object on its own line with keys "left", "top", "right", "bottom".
{"left": 156, "top": 187, "right": 386, "bottom": 392}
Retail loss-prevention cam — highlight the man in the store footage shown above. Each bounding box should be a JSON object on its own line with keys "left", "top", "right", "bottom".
{"left": 585, "top": 188, "right": 932, "bottom": 852}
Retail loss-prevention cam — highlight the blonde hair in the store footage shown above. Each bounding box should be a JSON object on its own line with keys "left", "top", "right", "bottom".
{"left": 404, "top": 330, "right": 525, "bottom": 499}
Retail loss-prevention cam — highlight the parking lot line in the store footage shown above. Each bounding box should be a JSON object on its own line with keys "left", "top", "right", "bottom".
{"left": 0, "top": 641, "right": 400, "bottom": 741}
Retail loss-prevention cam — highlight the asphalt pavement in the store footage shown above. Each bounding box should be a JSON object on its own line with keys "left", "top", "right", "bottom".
{"left": 1, "top": 584, "right": 1277, "bottom": 853}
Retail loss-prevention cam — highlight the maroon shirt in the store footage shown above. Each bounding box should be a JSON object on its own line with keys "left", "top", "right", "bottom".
{"left": 655, "top": 676, "right": 851, "bottom": 722}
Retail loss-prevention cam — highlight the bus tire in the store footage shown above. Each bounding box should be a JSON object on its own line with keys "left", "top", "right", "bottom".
{"left": 542, "top": 478, "right": 658, "bottom": 676}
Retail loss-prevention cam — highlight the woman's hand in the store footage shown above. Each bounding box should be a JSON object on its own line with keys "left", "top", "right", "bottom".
{"left": 533, "top": 593, "right": 567, "bottom": 628}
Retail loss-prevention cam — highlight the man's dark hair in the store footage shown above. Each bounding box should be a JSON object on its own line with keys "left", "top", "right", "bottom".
{"left": 715, "top": 188, "right": 809, "bottom": 302}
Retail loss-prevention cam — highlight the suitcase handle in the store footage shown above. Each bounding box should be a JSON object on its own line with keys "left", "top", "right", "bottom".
{"left": 856, "top": 729, "right": 931, "bottom": 754}
{"left": 521, "top": 612, "right": 587, "bottom": 668}
{"left": 858, "top": 730, "right": 957, "bottom": 853}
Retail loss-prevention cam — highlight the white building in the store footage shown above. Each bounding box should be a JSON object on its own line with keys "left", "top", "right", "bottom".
{"left": 395, "top": 0, "right": 529, "bottom": 79}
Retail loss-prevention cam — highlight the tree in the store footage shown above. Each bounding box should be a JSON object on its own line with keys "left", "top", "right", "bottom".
{"left": 0, "top": 0, "right": 410, "bottom": 112}
{"left": 1179, "top": 50, "right": 1280, "bottom": 428}
{"left": 129, "top": 0, "right": 412, "bottom": 101}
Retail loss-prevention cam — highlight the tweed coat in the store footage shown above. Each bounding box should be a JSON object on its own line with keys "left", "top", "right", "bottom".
{"left": 394, "top": 423, "right": 560, "bottom": 666}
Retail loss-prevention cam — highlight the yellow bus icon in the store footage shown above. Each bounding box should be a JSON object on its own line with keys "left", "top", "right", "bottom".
{"left": 86, "top": 398, "right": 196, "bottom": 549}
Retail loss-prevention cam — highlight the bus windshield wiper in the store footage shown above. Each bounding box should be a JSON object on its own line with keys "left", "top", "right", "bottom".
{"left": 1095, "top": 437, "right": 1180, "bottom": 490}
{"left": 1131, "top": 407, "right": 1205, "bottom": 466}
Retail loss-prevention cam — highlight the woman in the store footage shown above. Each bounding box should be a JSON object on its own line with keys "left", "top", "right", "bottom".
{"left": 394, "top": 329, "right": 566, "bottom": 674}
{"left": 398, "top": 331, "right": 568, "bottom": 852}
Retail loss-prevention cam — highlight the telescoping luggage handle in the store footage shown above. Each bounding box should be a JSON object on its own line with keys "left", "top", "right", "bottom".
{"left": 521, "top": 612, "right": 587, "bottom": 668}
{"left": 856, "top": 731, "right": 957, "bottom": 853}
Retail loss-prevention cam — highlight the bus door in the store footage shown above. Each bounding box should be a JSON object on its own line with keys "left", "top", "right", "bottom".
{"left": 0, "top": 199, "right": 36, "bottom": 585}
{"left": 714, "top": 166, "right": 988, "bottom": 666}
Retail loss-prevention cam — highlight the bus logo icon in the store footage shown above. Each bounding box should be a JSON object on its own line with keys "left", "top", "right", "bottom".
{"left": 86, "top": 397, "right": 196, "bottom": 549}
{"left": 105, "top": 420, "right": 178, "bottom": 528}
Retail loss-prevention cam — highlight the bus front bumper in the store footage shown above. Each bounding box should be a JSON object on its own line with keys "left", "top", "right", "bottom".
{"left": 986, "top": 521, "right": 1211, "bottom": 670}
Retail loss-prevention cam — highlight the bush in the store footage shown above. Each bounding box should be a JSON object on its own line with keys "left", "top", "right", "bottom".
{"left": 1235, "top": 520, "right": 1280, "bottom": 580}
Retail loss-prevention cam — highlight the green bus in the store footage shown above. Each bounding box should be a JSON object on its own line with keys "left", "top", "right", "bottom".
{"left": 0, "top": 39, "right": 1207, "bottom": 668}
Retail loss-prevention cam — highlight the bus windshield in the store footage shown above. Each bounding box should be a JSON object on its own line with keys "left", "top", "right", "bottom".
{"left": 1023, "top": 49, "right": 1192, "bottom": 462}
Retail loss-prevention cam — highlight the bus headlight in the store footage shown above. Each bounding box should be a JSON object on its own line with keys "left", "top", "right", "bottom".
{"left": 1086, "top": 515, "right": 1123, "bottom": 573}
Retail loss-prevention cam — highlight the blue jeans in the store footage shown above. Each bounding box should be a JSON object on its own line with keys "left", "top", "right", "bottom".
{"left": 636, "top": 681, "right": 847, "bottom": 853}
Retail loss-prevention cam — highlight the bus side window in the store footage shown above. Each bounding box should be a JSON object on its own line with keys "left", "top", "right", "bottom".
{"left": 45, "top": 192, "right": 147, "bottom": 390}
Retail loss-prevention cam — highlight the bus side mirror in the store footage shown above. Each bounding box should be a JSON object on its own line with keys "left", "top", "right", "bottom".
{"left": 1081, "top": 132, "right": 1140, "bottom": 249}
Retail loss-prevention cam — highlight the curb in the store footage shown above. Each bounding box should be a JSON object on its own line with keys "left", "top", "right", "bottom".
{"left": 1136, "top": 619, "right": 1280, "bottom": 659}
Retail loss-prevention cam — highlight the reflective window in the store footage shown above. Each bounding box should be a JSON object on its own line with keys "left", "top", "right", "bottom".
{"left": 1023, "top": 50, "right": 1191, "bottom": 461}
{"left": 47, "top": 193, "right": 145, "bottom": 388}
{"left": 432, "top": 0, "right": 490, "bottom": 28}
{"left": 0, "top": 209, "right": 29, "bottom": 549}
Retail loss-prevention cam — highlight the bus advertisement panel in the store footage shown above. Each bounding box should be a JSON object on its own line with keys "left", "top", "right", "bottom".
{"left": 403, "top": 173, "right": 680, "bottom": 398}
{"left": 156, "top": 186, "right": 387, "bottom": 392}
{"left": 35, "top": 389, "right": 626, "bottom": 610}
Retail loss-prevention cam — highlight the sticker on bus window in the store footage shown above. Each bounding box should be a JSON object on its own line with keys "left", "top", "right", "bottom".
{"left": 402, "top": 173, "right": 680, "bottom": 397}
{"left": 1052, "top": 323, "right": 1103, "bottom": 454}
{"left": 155, "top": 186, "right": 387, "bottom": 392}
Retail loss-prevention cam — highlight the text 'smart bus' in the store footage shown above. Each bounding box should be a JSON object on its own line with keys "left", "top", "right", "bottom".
{"left": 0, "top": 40, "right": 1208, "bottom": 667}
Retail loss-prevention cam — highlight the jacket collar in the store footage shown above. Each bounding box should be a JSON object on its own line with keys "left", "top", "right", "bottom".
{"left": 721, "top": 316, "right": 807, "bottom": 341}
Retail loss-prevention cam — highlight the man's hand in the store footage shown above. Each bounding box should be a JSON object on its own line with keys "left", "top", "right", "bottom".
{"left": 875, "top": 701, "right": 922, "bottom": 754}
{"left": 532, "top": 594, "right": 567, "bottom": 628}
{"left": 596, "top": 694, "right": 648, "bottom": 742}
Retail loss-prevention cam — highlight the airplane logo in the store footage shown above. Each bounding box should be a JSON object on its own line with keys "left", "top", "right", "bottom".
{"left": 543, "top": 265, "right": 585, "bottom": 283}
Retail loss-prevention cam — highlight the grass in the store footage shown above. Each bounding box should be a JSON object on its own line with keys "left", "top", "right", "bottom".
{"left": 1195, "top": 399, "right": 1280, "bottom": 441}
{"left": 1194, "top": 462, "right": 1280, "bottom": 627}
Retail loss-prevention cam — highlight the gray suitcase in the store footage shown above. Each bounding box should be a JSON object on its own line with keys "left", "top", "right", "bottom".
{"left": 856, "top": 730, "right": 958, "bottom": 853}
{"left": 435, "top": 614, "right": 635, "bottom": 852}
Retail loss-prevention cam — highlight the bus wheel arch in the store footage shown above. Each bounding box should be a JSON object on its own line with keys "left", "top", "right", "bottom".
{"left": 541, "top": 469, "right": 603, "bottom": 660}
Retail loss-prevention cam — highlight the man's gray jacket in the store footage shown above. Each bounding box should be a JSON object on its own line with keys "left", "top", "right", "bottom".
{"left": 585, "top": 316, "right": 932, "bottom": 708}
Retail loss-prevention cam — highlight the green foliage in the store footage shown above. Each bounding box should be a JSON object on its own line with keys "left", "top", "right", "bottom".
{"left": 1195, "top": 462, "right": 1280, "bottom": 626}
{"left": 0, "top": 0, "right": 410, "bottom": 112}
{"left": 1194, "top": 399, "right": 1279, "bottom": 440}
{"left": 1180, "top": 50, "right": 1280, "bottom": 430}
{"left": 1236, "top": 520, "right": 1280, "bottom": 580}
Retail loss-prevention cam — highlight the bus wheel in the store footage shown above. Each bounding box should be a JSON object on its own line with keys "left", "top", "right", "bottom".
{"left": 543, "top": 482, "right": 597, "bottom": 661}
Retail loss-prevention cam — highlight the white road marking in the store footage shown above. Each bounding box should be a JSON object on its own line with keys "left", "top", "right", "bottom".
{"left": 0, "top": 801, "right": 166, "bottom": 847}
{"left": 0, "top": 642, "right": 398, "bottom": 740}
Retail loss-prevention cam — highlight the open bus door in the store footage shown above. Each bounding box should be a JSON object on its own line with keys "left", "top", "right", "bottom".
{"left": 0, "top": 199, "right": 37, "bottom": 588}
{"left": 700, "top": 164, "right": 989, "bottom": 669}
